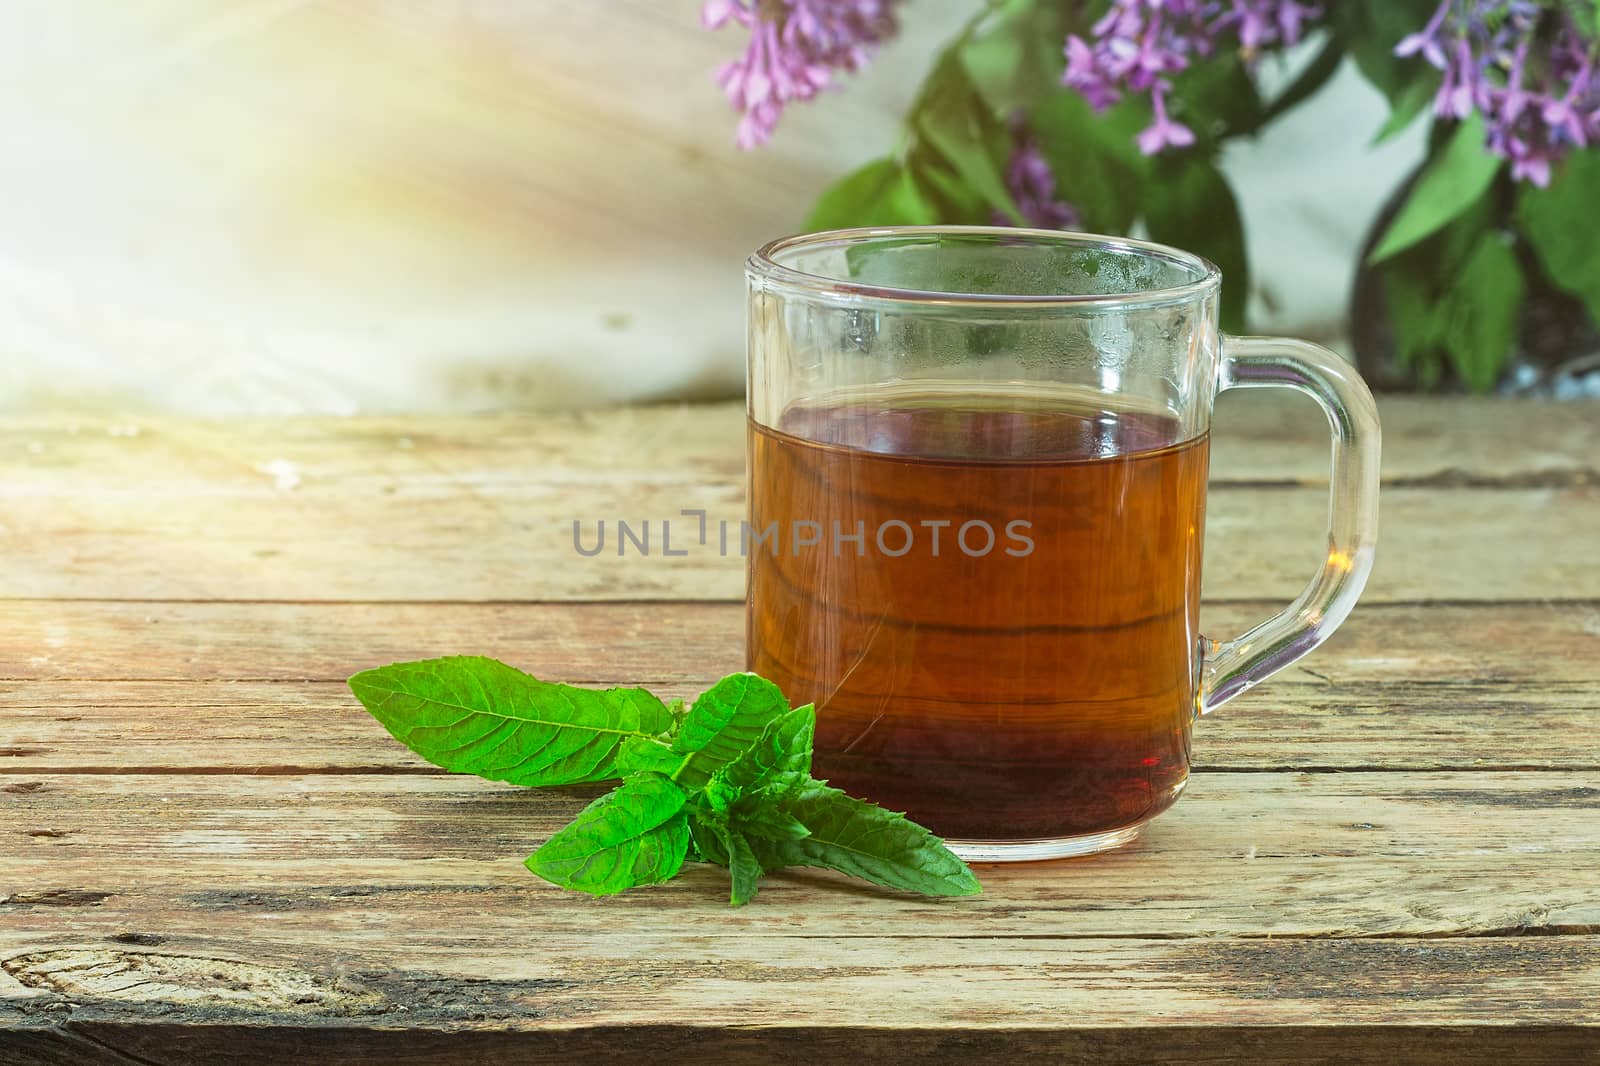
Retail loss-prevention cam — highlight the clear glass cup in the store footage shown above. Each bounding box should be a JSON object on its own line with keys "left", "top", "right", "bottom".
{"left": 744, "top": 226, "right": 1379, "bottom": 861}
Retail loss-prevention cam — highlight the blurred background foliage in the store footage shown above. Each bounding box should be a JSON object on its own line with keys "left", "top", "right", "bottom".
{"left": 793, "top": 0, "right": 1600, "bottom": 394}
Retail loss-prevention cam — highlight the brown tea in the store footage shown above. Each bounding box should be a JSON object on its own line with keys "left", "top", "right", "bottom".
{"left": 746, "top": 388, "right": 1209, "bottom": 841}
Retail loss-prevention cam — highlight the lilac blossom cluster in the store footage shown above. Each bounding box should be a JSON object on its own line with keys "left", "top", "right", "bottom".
{"left": 1396, "top": 1, "right": 1600, "bottom": 185}
{"left": 996, "top": 123, "right": 1082, "bottom": 229}
{"left": 702, "top": 0, "right": 901, "bottom": 148}
{"left": 1062, "top": 0, "right": 1320, "bottom": 154}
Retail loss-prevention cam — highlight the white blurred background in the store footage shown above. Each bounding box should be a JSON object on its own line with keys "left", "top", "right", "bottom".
{"left": 0, "top": 0, "right": 1423, "bottom": 414}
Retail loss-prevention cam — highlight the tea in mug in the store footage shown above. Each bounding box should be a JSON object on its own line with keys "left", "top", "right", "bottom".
{"left": 746, "top": 385, "right": 1209, "bottom": 842}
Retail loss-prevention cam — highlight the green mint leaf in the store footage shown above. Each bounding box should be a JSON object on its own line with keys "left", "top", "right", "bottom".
{"left": 670, "top": 673, "right": 790, "bottom": 789}
{"left": 707, "top": 703, "right": 816, "bottom": 799}
{"left": 727, "top": 832, "right": 764, "bottom": 907}
{"left": 1368, "top": 114, "right": 1500, "bottom": 264}
{"left": 688, "top": 807, "right": 734, "bottom": 866}
{"left": 702, "top": 774, "right": 742, "bottom": 814}
{"left": 525, "top": 774, "right": 690, "bottom": 896}
{"left": 751, "top": 782, "right": 981, "bottom": 899}
{"left": 735, "top": 805, "right": 812, "bottom": 842}
{"left": 348, "top": 657, "right": 674, "bottom": 786}
{"left": 614, "top": 735, "right": 687, "bottom": 778}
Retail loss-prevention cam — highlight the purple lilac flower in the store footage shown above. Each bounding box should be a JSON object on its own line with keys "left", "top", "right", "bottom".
{"left": 994, "top": 123, "right": 1082, "bottom": 230}
{"left": 703, "top": 0, "right": 901, "bottom": 148}
{"left": 1138, "top": 90, "right": 1198, "bottom": 153}
{"left": 1062, "top": 0, "right": 1320, "bottom": 155}
{"left": 1395, "top": 1, "right": 1600, "bottom": 185}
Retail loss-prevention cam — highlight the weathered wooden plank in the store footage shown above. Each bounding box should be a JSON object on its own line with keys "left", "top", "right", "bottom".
{"left": 3, "top": 673, "right": 1589, "bottom": 774}
{"left": 1, "top": 405, "right": 1593, "bottom": 1058}
{"left": 2, "top": 404, "right": 1596, "bottom": 602}
{"left": 2, "top": 1029, "right": 1596, "bottom": 1066}
{"left": 4, "top": 485, "right": 1598, "bottom": 603}
{"left": 3, "top": 673, "right": 1596, "bottom": 774}
{"left": 5, "top": 600, "right": 1597, "bottom": 684}
{"left": 3, "top": 398, "right": 1595, "bottom": 488}
{"left": 1207, "top": 392, "right": 1599, "bottom": 485}
{"left": 4, "top": 772, "right": 1598, "bottom": 940}
{"left": 2, "top": 603, "right": 1595, "bottom": 773}
{"left": 2, "top": 938, "right": 1598, "bottom": 1065}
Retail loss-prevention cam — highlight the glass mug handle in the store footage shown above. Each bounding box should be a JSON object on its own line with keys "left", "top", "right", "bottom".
{"left": 1200, "top": 336, "right": 1382, "bottom": 712}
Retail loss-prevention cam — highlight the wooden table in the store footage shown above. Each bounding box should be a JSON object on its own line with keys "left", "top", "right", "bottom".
{"left": 3, "top": 397, "right": 1597, "bottom": 1064}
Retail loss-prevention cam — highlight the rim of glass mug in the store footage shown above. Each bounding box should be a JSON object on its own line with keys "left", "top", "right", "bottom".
{"left": 748, "top": 226, "right": 1223, "bottom": 311}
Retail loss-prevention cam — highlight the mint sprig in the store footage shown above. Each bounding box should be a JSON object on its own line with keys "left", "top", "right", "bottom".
{"left": 347, "top": 658, "right": 981, "bottom": 905}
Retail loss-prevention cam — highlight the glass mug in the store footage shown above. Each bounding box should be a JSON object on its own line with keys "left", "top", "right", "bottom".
{"left": 744, "top": 227, "right": 1379, "bottom": 861}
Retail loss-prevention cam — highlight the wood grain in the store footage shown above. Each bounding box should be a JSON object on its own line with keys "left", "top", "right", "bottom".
{"left": 4, "top": 772, "right": 1599, "bottom": 940}
{"left": 2, "top": 603, "right": 1597, "bottom": 774}
{"left": 3, "top": 939, "right": 1597, "bottom": 1064}
{"left": 4, "top": 397, "right": 1594, "bottom": 487}
{"left": 3, "top": 400, "right": 1598, "bottom": 1060}
{"left": 2, "top": 402, "right": 1596, "bottom": 602}
{"left": 11, "top": 482, "right": 1599, "bottom": 602}
{"left": 6, "top": 599, "right": 1598, "bottom": 683}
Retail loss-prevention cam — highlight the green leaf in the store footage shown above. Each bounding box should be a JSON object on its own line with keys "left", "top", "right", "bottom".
{"left": 1371, "top": 75, "right": 1435, "bottom": 145}
{"left": 1374, "top": 182, "right": 1496, "bottom": 389}
{"left": 906, "top": 150, "right": 992, "bottom": 223}
{"left": 1257, "top": 34, "right": 1345, "bottom": 129}
{"left": 1439, "top": 232, "right": 1525, "bottom": 393}
{"left": 727, "top": 831, "right": 764, "bottom": 907}
{"left": 750, "top": 782, "right": 981, "bottom": 898}
{"left": 1336, "top": 0, "right": 1444, "bottom": 105}
{"left": 1172, "top": 53, "right": 1264, "bottom": 145}
{"left": 688, "top": 808, "right": 734, "bottom": 866}
{"left": 671, "top": 673, "right": 791, "bottom": 790}
{"left": 702, "top": 773, "right": 743, "bottom": 814}
{"left": 804, "top": 157, "right": 940, "bottom": 230}
{"left": 1571, "top": 0, "right": 1600, "bottom": 37}
{"left": 958, "top": 0, "right": 1069, "bottom": 115}
{"left": 1380, "top": 261, "right": 1452, "bottom": 389}
{"left": 709, "top": 703, "right": 816, "bottom": 798}
{"left": 1029, "top": 94, "right": 1151, "bottom": 233}
{"left": 699, "top": 703, "right": 814, "bottom": 821}
{"left": 1142, "top": 157, "right": 1249, "bottom": 332}
{"left": 1381, "top": 263, "right": 1446, "bottom": 381}
{"left": 805, "top": 157, "right": 897, "bottom": 229}
{"left": 736, "top": 806, "right": 812, "bottom": 842}
{"left": 1337, "top": 0, "right": 1445, "bottom": 148}
{"left": 348, "top": 657, "right": 674, "bottom": 787}
{"left": 1368, "top": 114, "right": 1500, "bottom": 263}
{"left": 614, "top": 735, "right": 686, "bottom": 778}
{"left": 1517, "top": 149, "right": 1600, "bottom": 322}
{"left": 913, "top": 52, "right": 1025, "bottom": 224}
{"left": 525, "top": 774, "right": 691, "bottom": 896}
